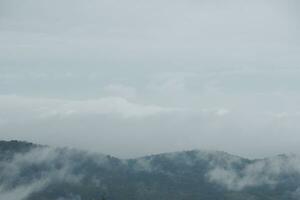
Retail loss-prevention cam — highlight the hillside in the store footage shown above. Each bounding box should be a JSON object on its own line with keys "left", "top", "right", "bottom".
{"left": 0, "top": 141, "right": 299, "bottom": 200}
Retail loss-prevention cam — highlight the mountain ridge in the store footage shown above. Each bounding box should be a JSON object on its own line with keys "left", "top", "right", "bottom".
{"left": 0, "top": 140, "right": 263, "bottom": 161}
{"left": 0, "top": 140, "right": 300, "bottom": 200}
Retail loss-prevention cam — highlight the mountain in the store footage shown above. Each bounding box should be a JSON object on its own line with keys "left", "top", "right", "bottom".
{"left": 0, "top": 140, "right": 300, "bottom": 200}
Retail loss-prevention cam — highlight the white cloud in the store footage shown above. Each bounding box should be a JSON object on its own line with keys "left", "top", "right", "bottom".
{"left": 0, "top": 147, "right": 87, "bottom": 200}
{"left": 207, "top": 154, "right": 300, "bottom": 191}
{"left": 0, "top": 95, "right": 178, "bottom": 120}
{"left": 103, "top": 84, "right": 137, "bottom": 99}
{"left": 0, "top": 179, "right": 49, "bottom": 200}
{"left": 147, "top": 72, "right": 197, "bottom": 93}
{"left": 215, "top": 109, "right": 230, "bottom": 116}
{"left": 200, "top": 108, "right": 231, "bottom": 117}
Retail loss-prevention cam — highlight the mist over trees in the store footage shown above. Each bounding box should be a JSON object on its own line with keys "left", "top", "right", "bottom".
{"left": 1, "top": 141, "right": 300, "bottom": 200}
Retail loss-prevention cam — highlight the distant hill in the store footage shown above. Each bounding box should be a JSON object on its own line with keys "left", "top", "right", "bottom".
{"left": 0, "top": 140, "right": 299, "bottom": 200}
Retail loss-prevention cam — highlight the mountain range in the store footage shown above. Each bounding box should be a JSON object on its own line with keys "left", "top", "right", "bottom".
{"left": 0, "top": 140, "right": 299, "bottom": 200}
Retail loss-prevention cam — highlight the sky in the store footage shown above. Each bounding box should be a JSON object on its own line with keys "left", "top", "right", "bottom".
{"left": 0, "top": 0, "right": 300, "bottom": 158}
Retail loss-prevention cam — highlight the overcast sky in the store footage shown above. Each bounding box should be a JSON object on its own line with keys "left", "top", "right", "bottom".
{"left": 1, "top": 0, "right": 300, "bottom": 158}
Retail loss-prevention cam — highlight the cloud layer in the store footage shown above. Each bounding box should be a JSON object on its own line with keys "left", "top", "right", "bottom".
{"left": 1, "top": 0, "right": 300, "bottom": 158}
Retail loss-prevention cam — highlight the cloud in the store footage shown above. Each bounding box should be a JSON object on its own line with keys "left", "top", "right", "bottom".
{"left": 215, "top": 109, "right": 230, "bottom": 116}
{"left": 147, "top": 72, "right": 198, "bottom": 93}
{"left": 0, "top": 179, "right": 49, "bottom": 200}
{"left": 2, "top": 93, "right": 300, "bottom": 159}
{"left": 0, "top": 95, "right": 178, "bottom": 120}
{"left": 0, "top": 147, "right": 90, "bottom": 200}
{"left": 201, "top": 108, "right": 231, "bottom": 117}
{"left": 56, "top": 195, "right": 82, "bottom": 200}
{"left": 103, "top": 84, "right": 137, "bottom": 99}
{"left": 207, "top": 154, "right": 300, "bottom": 191}
{"left": 0, "top": 0, "right": 300, "bottom": 159}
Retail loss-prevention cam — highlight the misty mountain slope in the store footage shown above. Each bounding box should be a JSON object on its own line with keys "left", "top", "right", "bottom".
{"left": 0, "top": 141, "right": 300, "bottom": 200}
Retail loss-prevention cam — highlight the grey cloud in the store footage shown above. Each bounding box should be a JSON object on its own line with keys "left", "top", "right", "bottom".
{"left": 0, "top": 0, "right": 300, "bottom": 158}
{"left": 1, "top": 0, "right": 299, "bottom": 69}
